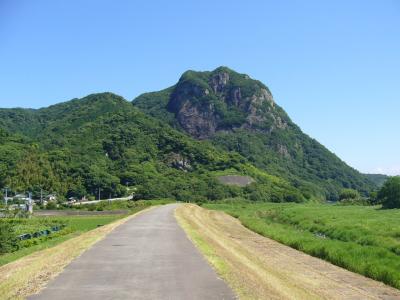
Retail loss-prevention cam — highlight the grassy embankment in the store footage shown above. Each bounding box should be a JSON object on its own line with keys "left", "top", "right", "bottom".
{"left": 204, "top": 202, "right": 400, "bottom": 289}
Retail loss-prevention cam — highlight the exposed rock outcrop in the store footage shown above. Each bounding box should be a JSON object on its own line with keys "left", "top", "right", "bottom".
{"left": 166, "top": 67, "right": 287, "bottom": 139}
{"left": 165, "top": 152, "right": 192, "bottom": 171}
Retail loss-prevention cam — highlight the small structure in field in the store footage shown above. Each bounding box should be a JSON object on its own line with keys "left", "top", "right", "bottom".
{"left": 13, "top": 193, "right": 30, "bottom": 201}
{"left": 68, "top": 197, "right": 77, "bottom": 203}
{"left": 46, "top": 194, "right": 57, "bottom": 202}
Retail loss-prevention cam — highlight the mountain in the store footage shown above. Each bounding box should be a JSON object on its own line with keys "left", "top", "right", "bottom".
{"left": 0, "top": 93, "right": 132, "bottom": 139}
{"left": 134, "top": 67, "right": 375, "bottom": 200}
{"left": 0, "top": 67, "right": 377, "bottom": 202}
{"left": 364, "top": 174, "right": 388, "bottom": 188}
{"left": 0, "top": 93, "right": 303, "bottom": 202}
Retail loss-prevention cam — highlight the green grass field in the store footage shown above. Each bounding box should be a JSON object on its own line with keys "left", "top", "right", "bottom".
{"left": 205, "top": 202, "right": 400, "bottom": 289}
{"left": 0, "top": 215, "right": 122, "bottom": 266}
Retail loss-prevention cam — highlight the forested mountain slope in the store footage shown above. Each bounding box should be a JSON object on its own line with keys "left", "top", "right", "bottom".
{"left": 134, "top": 67, "right": 375, "bottom": 200}
{"left": 0, "top": 93, "right": 303, "bottom": 202}
{"left": 364, "top": 174, "right": 388, "bottom": 188}
{"left": 0, "top": 68, "right": 378, "bottom": 202}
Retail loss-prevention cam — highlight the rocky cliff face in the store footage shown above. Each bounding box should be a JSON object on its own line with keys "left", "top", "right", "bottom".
{"left": 166, "top": 67, "right": 288, "bottom": 139}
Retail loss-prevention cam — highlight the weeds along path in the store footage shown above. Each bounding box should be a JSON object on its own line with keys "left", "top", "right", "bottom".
{"left": 175, "top": 204, "right": 400, "bottom": 300}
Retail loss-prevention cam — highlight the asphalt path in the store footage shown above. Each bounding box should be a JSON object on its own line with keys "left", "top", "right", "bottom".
{"left": 30, "top": 204, "right": 235, "bottom": 300}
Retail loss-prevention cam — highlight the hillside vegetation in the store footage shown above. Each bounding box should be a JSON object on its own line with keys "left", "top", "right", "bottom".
{"left": 1, "top": 67, "right": 380, "bottom": 203}
{"left": 134, "top": 66, "right": 376, "bottom": 200}
{"left": 0, "top": 93, "right": 303, "bottom": 203}
{"left": 365, "top": 174, "right": 388, "bottom": 187}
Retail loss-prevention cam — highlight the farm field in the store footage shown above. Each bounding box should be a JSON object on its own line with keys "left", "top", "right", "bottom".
{"left": 0, "top": 215, "right": 122, "bottom": 266}
{"left": 204, "top": 202, "right": 400, "bottom": 289}
{"left": 0, "top": 200, "right": 164, "bottom": 266}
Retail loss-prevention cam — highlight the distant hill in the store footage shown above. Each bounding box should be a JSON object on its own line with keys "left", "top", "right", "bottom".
{"left": 134, "top": 66, "right": 376, "bottom": 200}
{"left": 364, "top": 174, "right": 388, "bottom": 187}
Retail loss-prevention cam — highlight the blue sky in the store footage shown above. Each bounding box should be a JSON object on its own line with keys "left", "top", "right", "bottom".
{"left": 0, "top": 0, "right": 399, "bottom": 175}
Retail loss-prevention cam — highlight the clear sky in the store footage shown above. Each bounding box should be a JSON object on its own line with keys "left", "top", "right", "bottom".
{"left": 0, "top": 0, "right": 399, "bottom": 175}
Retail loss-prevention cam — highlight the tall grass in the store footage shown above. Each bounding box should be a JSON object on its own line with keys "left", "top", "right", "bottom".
{"left": 205, "top": 202, "right": 400, "bottom": 289}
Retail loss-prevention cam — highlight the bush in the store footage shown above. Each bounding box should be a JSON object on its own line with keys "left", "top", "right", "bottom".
{"left": 45, "top": 201, "right": 58, "bottom": 210}
{"left": 0, "top": 222, "right": 17, "bottom": 253}
{"left": 339, "top": 189, "right": 360, "bottom": 201}
{"left": 378, "top": 176, "right": 400, "bottom": 209}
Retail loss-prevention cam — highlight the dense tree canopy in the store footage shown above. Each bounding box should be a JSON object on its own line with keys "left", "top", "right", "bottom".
{"left": 0, "top": 93, "right": 303, "bottom": 203}
{"left": 378, "top": 176, "right": 400, "bottom": 209}
{"left": 1, "top": 67, "right": 379, "bottom": 203}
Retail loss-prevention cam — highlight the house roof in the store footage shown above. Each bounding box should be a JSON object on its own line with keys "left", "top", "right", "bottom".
{"left": 14, "top": 194, "right": 27, "bottom": 198}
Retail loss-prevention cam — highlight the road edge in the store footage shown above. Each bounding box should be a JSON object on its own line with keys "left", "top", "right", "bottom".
{"left": 175, "top": 204, "right": 244, "bottom": 299}
{"left": 0, "top": 206, "right": 156, "bottom": 300}
{"left": 175, "top": 204, "right": 324, "bottom": 299}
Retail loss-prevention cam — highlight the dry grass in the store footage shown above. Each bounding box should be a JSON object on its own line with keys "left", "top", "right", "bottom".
{"left": 175, "top": 204, "right": 400, "bottom": 300}
{"left": 0, "top": 207, "right": 154, "bottom": 300}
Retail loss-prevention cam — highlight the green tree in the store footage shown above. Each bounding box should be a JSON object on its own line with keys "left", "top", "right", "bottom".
{"left": 377, "top": 176, "right": 400, "bottom": 209}
{"left": 0, "top": 222, "right": 17, "bottom": 253}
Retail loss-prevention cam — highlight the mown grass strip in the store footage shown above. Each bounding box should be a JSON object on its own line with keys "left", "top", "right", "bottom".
{"left": 175, "top": 206, "right": 230, "bottom": 275}
{"left": 175, "top": 204, "right": 316, "bottom": 300}
{"left": 180, "top": 204, "right": 400, "bottom": 299}
{"left": 205, "top": 202, "right": 400, "bottom": 290}
{"left": 0, "top": 206, "right": 154, "bottom": 300}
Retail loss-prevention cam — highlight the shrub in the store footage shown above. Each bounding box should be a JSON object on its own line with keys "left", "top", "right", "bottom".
{"left": 0, "top": 222, "right": 17, "bottom": 253}
{"left": 45, "top": 201, "right": 57, "bottom": 210}
{"left": 378, "top": 176, "right": 400, "bottom": 209}
{"left": 337, "top": 198, "right": 370, "bottom": 206}
{"left": 339, "top": 189, "right": 360, "bottom": 201}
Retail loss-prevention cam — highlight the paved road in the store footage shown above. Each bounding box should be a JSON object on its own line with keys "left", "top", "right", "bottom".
{"left": 72, "top": 195, "right": 133, "bottom": 205}
{"left": 30, "top": 204, "right": 235, "bottom": 300}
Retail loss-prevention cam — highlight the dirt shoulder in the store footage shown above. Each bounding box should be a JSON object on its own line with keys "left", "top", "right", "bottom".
{"left": 0, "top": 207, "right": 155, "bottom": 300}
{"left": 175, "top": 204, "right": 400, "bottom": 300}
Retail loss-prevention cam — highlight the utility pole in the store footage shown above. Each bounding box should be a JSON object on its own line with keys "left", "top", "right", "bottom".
{"left": 126, "top": 182, "right": 130, "bottom": 198}
{"left": 98, "top": 188, "right": 101, "bottom": 201}
{"left": 40, "top": 188, "right": 43, "bottom": 205}
{"left": 4, "top": 187, "right": 8, "bottom": 206}
{"left": 27, "top": 192, "right": 33, "bottom": 215}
